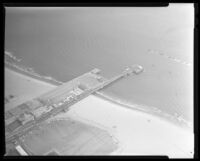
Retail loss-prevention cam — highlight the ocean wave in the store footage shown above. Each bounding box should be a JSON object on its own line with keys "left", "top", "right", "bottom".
{"left": 5, "top": 51, "right": 21, "bottom": 62}
{"left": 5, "top": 54, "right": 64, "bottom": 85}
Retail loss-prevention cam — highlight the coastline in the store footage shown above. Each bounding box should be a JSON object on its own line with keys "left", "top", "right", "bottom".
{"left": 4, "top": 66, "right": 194, "bottom": 157}
{"left": 5, "top": 61, "right": 62, "bottom": 86}
{"left": 94, "top": 92, "right": 192, "bottom": 130}
{"left": 5, "top": 63, "right": 192, "bottom": 130}
{"left": 4, "top": 6, "right": 194, "bottom": 156}
{"left": 4, "top": 50, "right": 193, "bottom": 130}
{"left": 5, "top": 67, "right": 56, "bottom": 111}
{"left": 65, "top": 94, "right": 194, "bottom": 158}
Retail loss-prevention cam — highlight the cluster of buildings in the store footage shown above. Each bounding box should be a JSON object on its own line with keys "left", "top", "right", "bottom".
{"left": 5, "top": 66, "right": 143, "bottom": 156}
{"left": 5, "top": 68, "right": 107, "bottom": 136}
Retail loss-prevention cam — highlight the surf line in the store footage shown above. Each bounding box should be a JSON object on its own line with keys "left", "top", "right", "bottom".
{"left": 147, "top": 49, "right": 192, "bottom": 66}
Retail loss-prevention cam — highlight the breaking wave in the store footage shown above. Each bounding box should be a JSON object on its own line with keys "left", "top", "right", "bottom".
{"left": 5, "top": 51, "right": 22, "bottom": 62}
{"left": 5, "top": 51, "right": 64, "bottom": 85}
{"left": 95, "top": 91, "right": 192, "bottom": 129}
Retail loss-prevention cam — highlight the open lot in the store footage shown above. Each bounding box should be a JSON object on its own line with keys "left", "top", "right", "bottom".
{"left": 20, "top": 118, "right": 117, "bottom": 155}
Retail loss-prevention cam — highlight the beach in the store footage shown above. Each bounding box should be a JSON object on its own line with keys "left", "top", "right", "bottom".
{"left": 4, "top": 67, "right": 194, "bottom": 158}
{"left": 4, "top": 5, "right": 194, "bottom": 157}
{"left": 5, "top": 67, "right": 56, "bottom": 111}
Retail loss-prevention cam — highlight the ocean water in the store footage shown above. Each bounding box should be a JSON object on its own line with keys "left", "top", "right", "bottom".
{"left": 5, "top": 6, "right": 194, "bottom": 125}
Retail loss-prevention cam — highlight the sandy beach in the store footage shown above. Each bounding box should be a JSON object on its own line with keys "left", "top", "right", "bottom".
{"left": 64, "top": 95, "right": 194, "bottom": 158}
{"left": 4, "top": 67, "right": 194, "bottom": 158}
{"left": 5, "top": 67, "right": 56, "bottom": 111}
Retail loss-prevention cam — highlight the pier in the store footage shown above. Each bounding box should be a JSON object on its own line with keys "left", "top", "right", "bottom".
{"left": 5, "top": 65, "right": 144, "bottom": 143}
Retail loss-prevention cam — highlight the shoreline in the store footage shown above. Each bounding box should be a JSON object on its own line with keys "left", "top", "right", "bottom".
{"left": 94, "top": 92, "right": 192, "bottom": 131}
{"left": 5, "top": 61, "right": 62, "bottom": 86}
{"left": 5, "top": 67, "right": 57, "bottom": 111}
{"left": 5, "top": 65, "right": 192, "bottom": 131}
{"left": 5, "top": 66, "right": 194, "bottom": 157}
{"left": 4, "top": 50, "right": 192, "bottom": 130}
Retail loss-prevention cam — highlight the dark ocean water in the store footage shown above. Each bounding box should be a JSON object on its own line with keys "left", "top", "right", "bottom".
{"left": 5, "top": 6, "right": 194, "bottom": 125}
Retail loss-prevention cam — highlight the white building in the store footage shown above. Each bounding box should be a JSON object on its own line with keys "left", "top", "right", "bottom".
{"left": 15, "top": 145, "right": 28, "bottom": 156}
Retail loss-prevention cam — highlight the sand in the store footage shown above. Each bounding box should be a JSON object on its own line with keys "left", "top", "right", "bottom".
{"left": 4, "top": 68, "right": 194, "bottom": 158}
{"left": 5, "top": 67, "right": 56, "bottom": 111}
{"left": 66, "top": 95, "right": 194, "bottom": 158}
